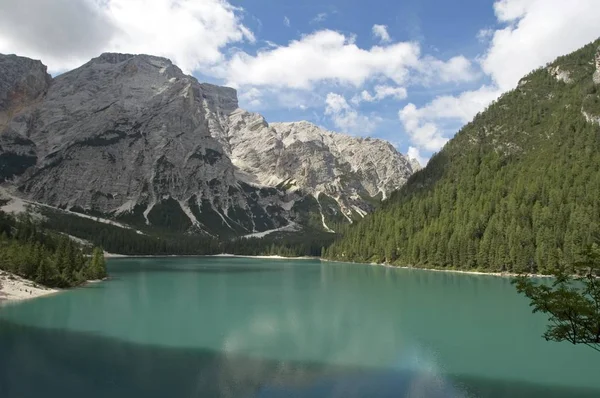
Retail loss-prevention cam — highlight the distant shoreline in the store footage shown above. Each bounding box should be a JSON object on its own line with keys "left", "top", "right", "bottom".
{"left": 105, "top": 252, "right": 551, "bottom": 278}
{"left": 321, "top": 258, "right": 553, "bottom": 278}
{"left": 105, "top": 253, "right": 318, "bottom": 260}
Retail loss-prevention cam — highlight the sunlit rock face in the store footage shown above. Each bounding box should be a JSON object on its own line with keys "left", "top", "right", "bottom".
{"left": 0, "top": 53, "right": 417, "bottom": 236}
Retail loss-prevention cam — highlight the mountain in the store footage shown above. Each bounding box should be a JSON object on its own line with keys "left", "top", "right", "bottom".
{"left": 222, "top": 112, "right": 415, "bottom": 221}
{"left": 0, "top": 52, "right": 417, "bottom": 238}
{"left": 325, "top": 39, "right": 600, "bottom": 274}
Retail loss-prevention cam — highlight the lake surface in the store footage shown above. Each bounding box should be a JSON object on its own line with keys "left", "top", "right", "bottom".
{"left": 0, "top": 257, "right": 598, "bottom": 398}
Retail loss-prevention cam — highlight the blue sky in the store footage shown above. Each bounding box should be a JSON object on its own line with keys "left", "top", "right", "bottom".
{"left": 1, "top": 0, "right": 599, "bottom": 165}
{"left": 224, "top": 0, "right": 496, "bottom": 137}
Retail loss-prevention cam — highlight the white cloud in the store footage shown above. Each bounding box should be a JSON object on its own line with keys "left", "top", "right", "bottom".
{"left": 399, "top": 103, "right": 449, "bottom": 152}
{"left": 482, "top": 0, "right": 600, "bottom": 91}
{"left": 408, "top": 146, "right": 428, "bottom": 166}
{"left": 0, "top": 0, "right": 254, "bottom": 73}
{"left": 401, "top": 0, "right": 600, "bottom": 155}
{"left": 223, "top": 30, "right": 477, "bottom": 89}
{"left": 239, "top": 87, "right": 262, "bottom": 107}
{"left": 493, "top": 0, "right": 536, "bottom": 22}
{"left": 476, "top": 28, "right": 494, "bottom": 43}
{"left": 399, "top": 85, "right": 501, "bottom": 151}
{"left": 417, "top": 55, "right": 479, "bottom": 85}
{"left": 373, "top": 85, "right": 408, "bottom": 100}
{"left": 310, "top": 12, "right": 328, "bottom": 24}
{"left": 325, "top": 93, "right": 377, "bottom": 133}
{"left": 283, "top": 16, "right": 290, "bottom": 27}
{"left": 406, "top": 85, "right": 500, "bottom": 124}
{"left": 352, "top": 85, "right": 407, "bottom": 104}
{"left": 372, "top": 24, "right": 391, "bottom": 43}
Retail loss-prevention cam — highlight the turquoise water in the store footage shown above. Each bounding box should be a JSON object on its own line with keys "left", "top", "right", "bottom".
{"left": 0, "top": 257, "right": 598, "bottom": 398}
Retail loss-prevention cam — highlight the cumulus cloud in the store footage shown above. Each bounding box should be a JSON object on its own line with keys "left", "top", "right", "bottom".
{"left": 372, "top": 24, "right": 391, "bottom": 43}
{"left": 408, "top": 146, "right": 428, "bottom": 167}
{"left": 325, "top": 93, "right": 377, "bottom": 133}
{"left": 482, "top": 0, "right": 600, "bottom": 91}
{"left": 403, "top": 85, "right": 500, "bottom": 124}
{"left": 401, "top": 0, "right": 600, "bottom": 154}
{"left": 283, "top": 16, "right": 290, "bottom": 27}
{"left": 352, "top": 85, "right": 407, "bottom": 105}
{"left": 399, "top": 104, "right": 448, "bottom": 152}
{"left": 0, "top": 0, "right": 115, "bottom": 71}
{"left": 0, "top": 0, "right": 254, "bottom": 73}
{"left": 416, "top": 55, "right": 478, "bottom": 85}
{"left": 399, "top": 85, "right": 500, "bottom": 150}
{"left": 223, "top": 30, "right": 476, "bottom": 89}
{"left": 239, "top": 87, "right": 262, "bottom": 107}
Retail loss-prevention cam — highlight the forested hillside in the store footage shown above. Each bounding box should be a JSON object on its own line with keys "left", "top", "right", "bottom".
{"left": 324, "top": 40, "right": 600, "bottom": 274}
{"left": 0, "top": 210, "right": 107, "bottom": 287}
{"left": 39, "top": 207, "right": 332, "bottom": 257}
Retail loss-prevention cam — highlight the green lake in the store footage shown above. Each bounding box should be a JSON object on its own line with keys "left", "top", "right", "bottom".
{"left": 0, "top": 257, "right": 598, "bottom": 397}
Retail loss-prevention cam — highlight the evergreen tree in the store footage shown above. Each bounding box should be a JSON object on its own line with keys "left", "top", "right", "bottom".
{"left": 324, "top": 39, "right": 600, "bottom": 275}
{"left": 0, "top": 209, "right": 105, "bottom": 288}
{"left": 84, "top": 247, "right": 107, "bottom": 280}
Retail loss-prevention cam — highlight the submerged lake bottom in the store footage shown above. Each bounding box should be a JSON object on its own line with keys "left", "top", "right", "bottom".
{"left": 1, "top": 257, "right": 598, "bottom": 398}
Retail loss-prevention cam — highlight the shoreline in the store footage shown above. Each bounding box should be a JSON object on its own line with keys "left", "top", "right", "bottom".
{"left": 321, "top": 258, "right": 553, "bottom": 278}
{"left": 0, "top": 272, "right": 109, "bottom": 305}
{"left": 105, "top": 252, "right": 551, "bottom": 278}
{"left": 104, "top": 253, "right": 318, "bottom": 260}
{"left": 208, "top": 253, "right": 317, "bottom": 260}
{"left": 0, "top": 270, "right": 60, "bottom": 304}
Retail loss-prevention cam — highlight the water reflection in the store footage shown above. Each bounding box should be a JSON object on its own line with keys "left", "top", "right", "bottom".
{"left": 0, "top": 318, "right": 467, "bottom": 398}
{"left": 1, "top": 258, "right": 599, "bottom": 398}
{"left": 2, "top": 318, "right": 599, "bottom": 398}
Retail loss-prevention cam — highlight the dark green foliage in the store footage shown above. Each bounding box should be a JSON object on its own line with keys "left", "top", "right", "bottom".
{"left": 513, "top": 243, "right": 600, "bottom": 352}
{"left": 40, "top": 206, "right": 220, "bottom": 256}
{"left": 291, "top": 195, "right": 325, "bottom": 231}
{"left": 39, "top": 206, "right": 329, "bottom": 257}
{"left": 0, "top": 210, "right": 106, "bottom": 288}
{"left": 246, "top": 197, "right": 277, "bottom": 232}
{"left": 227, "top": 204, "right": 255, "bottom": 232}
{"left": 359, "top": 191, "right": 383, "bottom": 210}
{"left": 325, "top": 39, "right": 600, "bottom": 274}
{"left": 318, "top": 194, "right": 347, "bottom": 228}
{"left": 88, "top": 247, "right": 108, "bottom": 280}
{"left": 222, "top": 229, "right": 336, "bottom": 257}
{"left": 147, "top": 198, "right": 192, "bottom": 232}
{"left": 114, "top": 204, "right": 148, "bottom": 227}
{"left": 190, "top": 197, "right": 246, "bottom": 237}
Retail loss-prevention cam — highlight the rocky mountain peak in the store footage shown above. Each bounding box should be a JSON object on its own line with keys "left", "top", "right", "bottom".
{"left": 224, "top": 112, "right": 415, "bottom": 222}
{"left": 93, "top": 52, "right": 138, "bottom": 64}
{"left": 0, "top": 52, "right": 417, "bottom": 237}
{"left": 0, "top": 53, "right": 51, "bottom": 114}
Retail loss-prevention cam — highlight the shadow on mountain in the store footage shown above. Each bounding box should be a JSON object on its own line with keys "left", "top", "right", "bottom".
{"left": 1, "top": 319, "right": 598, "bottom": 398}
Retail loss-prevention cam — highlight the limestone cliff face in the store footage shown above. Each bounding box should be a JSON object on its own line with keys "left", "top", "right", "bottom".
{"left": 0, "top": 54, "right": 51, "bottom": 182}
{"left": 0, "top": 53, "right": 417, "bottom": 236}
{"left": 223, "top": 111, "right": 417, "bottom": 221}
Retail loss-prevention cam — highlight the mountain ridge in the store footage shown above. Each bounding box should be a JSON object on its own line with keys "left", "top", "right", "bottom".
{"left": 0, "top": 52, "right": 418, "bottom": 238}
{"left": 324, "top": 39, "right": 600, "bottom": 273}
